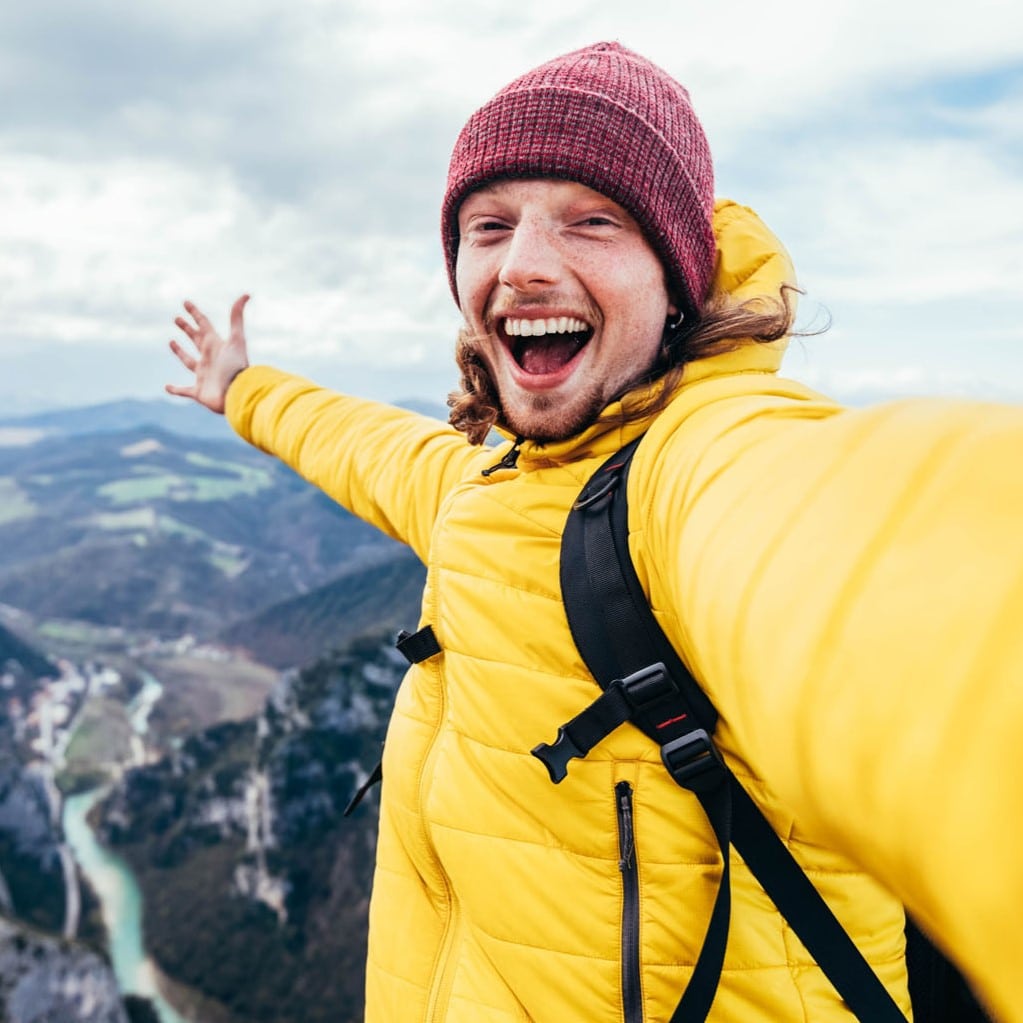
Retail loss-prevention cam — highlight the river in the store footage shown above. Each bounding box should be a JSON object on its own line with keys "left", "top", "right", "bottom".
{"left": 61, "top": 671, "right": 194, "bottom": 1023}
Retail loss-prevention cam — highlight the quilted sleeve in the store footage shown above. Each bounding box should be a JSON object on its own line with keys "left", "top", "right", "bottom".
{"left": 225, "top": 365, "right": 482, "bottom": 561}
{"left": 639, "top": 393, "right": 1023, "bottom": 1022}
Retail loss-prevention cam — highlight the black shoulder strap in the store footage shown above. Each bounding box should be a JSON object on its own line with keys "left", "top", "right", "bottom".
{"left": 556, "top": 437, "right": 909, "bottom": 1023}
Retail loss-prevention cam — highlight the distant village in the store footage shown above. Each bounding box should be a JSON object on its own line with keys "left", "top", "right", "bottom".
{"left": 2, "top": 629, "right": 234, "bottom": 764}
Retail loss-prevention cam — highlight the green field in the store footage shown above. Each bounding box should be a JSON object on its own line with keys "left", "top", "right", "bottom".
{"left": 63, "top": 696, "right": 135, "bottom": 783}
{"left": 92, "top": 508, "right": 221, "bottom": 547}
{"left": 0, "top": 476, "right": 37, "bottom": 524}
{"left": 99, "top": 462, "right": 273, "bottom": 505}
{"left": 210, "top": 549, "right": 248, "bottom": 578}
{"left": 98, "top": 475, "right": 183, "bottom": 504}
{"left": 92, "top": 507, "right": 159, "bottom": 530}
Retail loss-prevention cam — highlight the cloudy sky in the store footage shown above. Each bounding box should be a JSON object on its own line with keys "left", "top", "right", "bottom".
{"left": 2, "top": 0, "right": 1021, "bottom": 415}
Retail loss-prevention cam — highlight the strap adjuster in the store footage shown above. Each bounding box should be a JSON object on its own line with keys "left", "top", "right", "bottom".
{"left": 619, "top": 663, "right": 675, "bottom": 709}
{"left": 661, "top": 730, "right": 726, "bottom": 793}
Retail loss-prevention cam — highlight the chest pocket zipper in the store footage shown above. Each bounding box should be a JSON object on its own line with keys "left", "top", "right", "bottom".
{"left": 616, "top": 781, "right": 643, "bottom": 1023}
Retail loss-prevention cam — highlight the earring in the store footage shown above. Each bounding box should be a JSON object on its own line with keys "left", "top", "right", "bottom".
{"left": 665, "top": 309, "right": 685, "bottom": 332}
{"left": 661, "top": 308, "right": 689, "bottom": 365}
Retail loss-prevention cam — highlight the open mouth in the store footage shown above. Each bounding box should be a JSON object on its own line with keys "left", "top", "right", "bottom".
{"left": 501, "top": 316, "right": 594, "bottom": 376}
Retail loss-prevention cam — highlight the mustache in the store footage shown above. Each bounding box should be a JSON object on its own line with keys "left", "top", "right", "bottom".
{"left": 483, "top": 293, "right": 600, "bottom": 333}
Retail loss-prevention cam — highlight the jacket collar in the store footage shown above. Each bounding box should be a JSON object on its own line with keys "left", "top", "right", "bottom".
{"left": 490, "top": 199, "right": 795, "bottom": 472}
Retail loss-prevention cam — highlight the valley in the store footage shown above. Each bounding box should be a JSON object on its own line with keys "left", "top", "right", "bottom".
{"left": 0, "top": 398, "right": 432, "bottom": 1022}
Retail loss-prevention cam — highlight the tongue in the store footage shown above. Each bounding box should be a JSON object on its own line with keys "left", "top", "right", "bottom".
{"left": 519, "top": 336, "right": 581, "bottom": 375}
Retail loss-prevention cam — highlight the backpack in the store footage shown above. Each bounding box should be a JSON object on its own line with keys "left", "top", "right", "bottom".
{"left": 532, "top": 435, "right": 990, "bottom": 1023}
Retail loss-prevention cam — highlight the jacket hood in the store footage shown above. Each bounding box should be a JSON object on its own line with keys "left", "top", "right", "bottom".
{"left": 682, "top": 198, "right": 796, "bottom": 386}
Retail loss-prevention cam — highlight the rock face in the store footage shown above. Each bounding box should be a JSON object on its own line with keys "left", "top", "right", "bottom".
{"left": 0, "top": 638, "right": 85, "bottom": 941}
{"left": 0, "top": 916, "right": 127, "bottom": 1023}
{"left": 0, "top": 755, "right": 66, "bottom": 937}
{"left": 96, "top": 633, "right": 405, "bottom": 1023}
{"left": 0, "top": 628, "right": 139, "bottom": 1023}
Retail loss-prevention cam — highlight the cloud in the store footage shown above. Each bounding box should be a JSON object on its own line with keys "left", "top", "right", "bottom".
{"left": 1, "top": 0, "right": 1022, "bottom": 410}
{"left": 0, "top": 150, "right": 460, "bottom": 364}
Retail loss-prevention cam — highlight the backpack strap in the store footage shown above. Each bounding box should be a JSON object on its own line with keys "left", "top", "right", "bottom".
{"left": 344, "top": 626, "right": 442, "bottom": 818}
{"left": 543, "top": 436, "right": 908, "bottom": 1022}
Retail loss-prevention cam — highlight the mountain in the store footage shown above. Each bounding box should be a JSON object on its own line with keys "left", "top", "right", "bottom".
{"left": 0, "top": 399, "right": 237, "bottom": 443}
{"left": 0, "top": 425, "right": 400, "bottom": 636}
{"left": 0, "top": 396, "right": 449, "bottom": 445}
{"left": 220, "top": 548, "right": 426, "bottom": 668}
{"left": 95, "top": 634, "right": 403, "bottom": 1023}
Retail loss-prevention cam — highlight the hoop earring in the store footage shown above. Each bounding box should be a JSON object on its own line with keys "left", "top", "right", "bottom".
{"left": 665, "top": 309, "right": 685, "bottom": 333}
{"left": 662, "top": 309, "right": 687, "bottom": 357}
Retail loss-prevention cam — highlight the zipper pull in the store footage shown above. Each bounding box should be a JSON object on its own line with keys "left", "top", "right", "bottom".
{"left": 481, "top": 436, "right": 524, "bottom": 477}
{"left": 617, "top": 785, "right": 635, "bottom": 870}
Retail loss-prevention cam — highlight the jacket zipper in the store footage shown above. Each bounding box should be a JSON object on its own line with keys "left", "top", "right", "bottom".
{"left": 481, "top": 436, "right": 524, "bottom": 476}
{"left": 616, "top": 780, "right": 643, "bottom": 1023}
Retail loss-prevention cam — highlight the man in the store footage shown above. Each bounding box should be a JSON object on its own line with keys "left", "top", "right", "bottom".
{"left": 168, "top": 42, "right": 1021, "bottom": 1023}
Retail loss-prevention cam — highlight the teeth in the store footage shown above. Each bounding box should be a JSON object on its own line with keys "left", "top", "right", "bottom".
{"left": 504, "top": 316, "right": 589, "bottom": 337}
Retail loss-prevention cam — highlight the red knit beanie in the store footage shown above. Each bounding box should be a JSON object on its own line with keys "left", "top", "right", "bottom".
{"left": 441, "top": 41, "right": 715, "bottom": 319}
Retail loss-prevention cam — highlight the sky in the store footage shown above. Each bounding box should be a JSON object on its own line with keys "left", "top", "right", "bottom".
{"left": 1, "top": 0, "right": 1021, "bottom": 415}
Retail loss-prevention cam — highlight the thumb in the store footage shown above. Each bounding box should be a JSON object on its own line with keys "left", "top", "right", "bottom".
{"left": 230, "top": 294, "right": 250, "bottom": 342}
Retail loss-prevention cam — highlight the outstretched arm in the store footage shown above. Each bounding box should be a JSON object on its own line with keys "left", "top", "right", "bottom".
{"left": 165, "top": 295, "right": 251, "bottom": 413}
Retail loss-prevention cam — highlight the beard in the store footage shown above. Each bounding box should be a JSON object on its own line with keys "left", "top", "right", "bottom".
{"left": 497, "top": 387, "right": 609, "bottom": 444}
{"left": 448, "top": 328, "right": 612, "bottom": 445}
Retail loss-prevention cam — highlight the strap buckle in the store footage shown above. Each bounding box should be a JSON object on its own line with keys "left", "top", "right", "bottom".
{"left": 531, "top": 726, "right": 585, "bottom": 784}
{"left": 531, "top": 664, "right": 679, "bottom": 784}
{"left": 661, "top": 730, "right": 726, "bottom": 793}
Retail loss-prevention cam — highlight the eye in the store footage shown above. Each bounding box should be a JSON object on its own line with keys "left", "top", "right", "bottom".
{"left": 581, "top": 216, "right": 614, "bottom": 227}
{"left": 462, "top": 217, "right": 511, "bottom": 238}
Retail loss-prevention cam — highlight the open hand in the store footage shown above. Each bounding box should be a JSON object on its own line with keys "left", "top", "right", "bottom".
{"left": 166, "top": 295, "right": 251, "bottom": 413}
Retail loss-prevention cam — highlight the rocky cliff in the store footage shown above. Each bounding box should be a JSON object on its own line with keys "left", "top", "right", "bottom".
{"left": 0, "top": 756, "right": 66, "bottom": 937}
{"left": 96, "top": 633, "right": 405, "bottom": 1023}
{"left": 0, "top": 916, "right": 128, "bottom": 1023}
{"left": 0, "top": 630, "right": 147, "bottom": 1023}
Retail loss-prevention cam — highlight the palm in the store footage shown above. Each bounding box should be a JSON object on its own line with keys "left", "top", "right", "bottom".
{"left": 166, "top": 295, "right": 251, "bottom": 413}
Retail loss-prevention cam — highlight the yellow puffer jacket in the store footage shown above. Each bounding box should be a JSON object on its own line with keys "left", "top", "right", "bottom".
{"left": 227, "top": 202, "right": 1022, "bottom": 1023}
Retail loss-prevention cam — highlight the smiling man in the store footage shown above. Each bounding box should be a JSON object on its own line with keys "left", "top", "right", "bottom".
{"left": 168, "top": 42, "right": 1021, "bottom": 1023}
{"left": 453, "top": 178, "right": 676, "bottom": 442}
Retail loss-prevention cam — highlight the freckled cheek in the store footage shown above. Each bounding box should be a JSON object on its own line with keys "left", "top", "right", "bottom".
{"left": 455, "top": 256, "right": 493, "bottom": 331}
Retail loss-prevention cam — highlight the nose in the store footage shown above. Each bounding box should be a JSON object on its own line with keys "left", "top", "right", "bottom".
{"left": 498, "top": 219, "right": 563, "bottom": 292}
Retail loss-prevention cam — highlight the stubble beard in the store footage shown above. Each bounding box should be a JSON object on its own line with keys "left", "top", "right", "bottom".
{"left": 499, "top": 386, "right": 609, "bottom": 444}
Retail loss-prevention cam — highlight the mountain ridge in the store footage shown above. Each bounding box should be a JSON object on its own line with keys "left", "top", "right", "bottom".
{"left": 0, "top": 396, "right": 450, "bottom": 444}
{"left": 0, "top": 424, "right": 403, "bottom": 636}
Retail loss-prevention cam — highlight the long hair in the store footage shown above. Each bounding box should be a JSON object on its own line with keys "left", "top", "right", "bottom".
{"left": 447, "top": 286, "right": 800, "bottom": 445}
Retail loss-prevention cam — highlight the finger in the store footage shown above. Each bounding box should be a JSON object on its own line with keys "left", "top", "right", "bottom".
{"left": 165, "top": 383, "right": 197, "bottom": 399}
{"left": 183, "top": 300, "right": 212, "bottom": 330}
{"left": 230, "top": 293, "right": 250, "bottom": 343}
{"left": 169, "top": 339, "right": 197, "bottom": 371}
{"left": 173, "top": 317, "right": 198, "bottom": 343}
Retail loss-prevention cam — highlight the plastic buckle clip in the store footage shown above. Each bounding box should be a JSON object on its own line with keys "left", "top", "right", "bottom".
{"left": 660, "top": 730, "right": 725, "bottom": 793}
{"left": 532, "top": 727, "right": 584, "bottom": 784}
